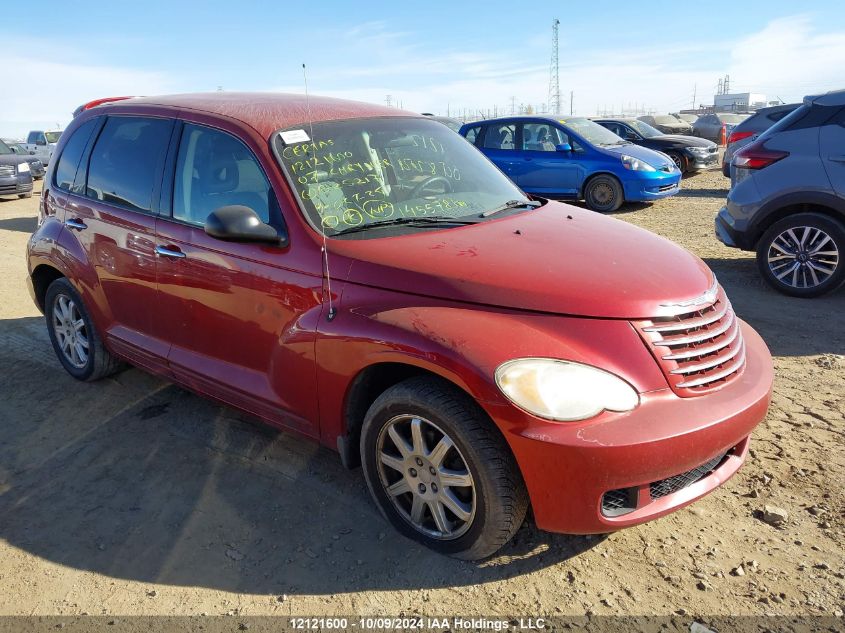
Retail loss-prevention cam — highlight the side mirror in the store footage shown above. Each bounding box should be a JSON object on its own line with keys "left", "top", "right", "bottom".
{"left": 625, "top": 132, "right": 639, "bottom": 141}
{"left": 204, "top": 205, "right": 288, "bottom": 246}
{"left": 556, "top": 143, "right": 573, "bottom": 152}
{"left": 36, "top": 139, "right": 46, "bottom": 146}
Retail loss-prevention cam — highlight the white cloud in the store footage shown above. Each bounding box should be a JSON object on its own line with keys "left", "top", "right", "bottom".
{"left": 0, "top": 54, "right": 172, "bottom": 138}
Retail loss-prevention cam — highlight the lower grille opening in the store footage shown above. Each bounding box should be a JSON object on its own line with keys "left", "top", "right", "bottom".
{"left": 601, "top": 487, "right": 638, "bottom": 517}
{"left": 650, "top": 451, "right": 729, "bottom": 500}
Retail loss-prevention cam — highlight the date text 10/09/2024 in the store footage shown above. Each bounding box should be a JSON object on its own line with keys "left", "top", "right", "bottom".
{"left": 289, "top": 617, "right": 547, "bottom": 631}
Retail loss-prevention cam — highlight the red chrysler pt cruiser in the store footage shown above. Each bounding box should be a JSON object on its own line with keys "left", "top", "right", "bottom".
{"left": 27, "top": 93, "right": 773, "bottom": 559}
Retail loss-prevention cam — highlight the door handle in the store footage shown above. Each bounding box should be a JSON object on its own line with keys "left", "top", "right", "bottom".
{"left": 830, "top": 155, "right": 845, "bottom": 163}
{"left": 66, "top": 218, "right": 87, "bottom": 231}
{"left": 155, "top": 245, "right": 186, "bottom": 259}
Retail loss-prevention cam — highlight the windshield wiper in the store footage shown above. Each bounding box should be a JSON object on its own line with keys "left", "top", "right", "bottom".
{"left": 480, "top": 199, "right": 542, "bottom": 218}
{"left": 332, "top": 215, "right": 479, "bottom": 236}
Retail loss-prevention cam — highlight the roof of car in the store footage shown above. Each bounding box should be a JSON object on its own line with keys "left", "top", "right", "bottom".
{"left": 807, "top": 88, "right": 845, "bottom": 107}
{"left": 104, "top": 92, "right": 419, "bottom": 138}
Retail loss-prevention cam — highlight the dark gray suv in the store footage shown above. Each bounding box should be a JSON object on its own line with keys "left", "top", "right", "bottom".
{"left": 716, "top": 89, "right": 845, "bottom": 297}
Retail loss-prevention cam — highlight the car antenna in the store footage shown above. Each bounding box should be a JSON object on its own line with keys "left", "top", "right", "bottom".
{"left": 303, "top": 62, "right": 336, "bottom": 321}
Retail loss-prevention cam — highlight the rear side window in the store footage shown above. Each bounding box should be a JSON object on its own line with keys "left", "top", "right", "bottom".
{"left": 54, "top": 119, "right": 98, "bottom": 192}
{"left": 86, "top": 117, "right": 173, "bottom": 212}
{"left": 464, "top": 126, "right": 481, "bottom": 144}
{"left": 173, "top": 123, "right": 271, "bottom": 226}
{"left": 484, "top": 123, "right": 516, "bottom": 149}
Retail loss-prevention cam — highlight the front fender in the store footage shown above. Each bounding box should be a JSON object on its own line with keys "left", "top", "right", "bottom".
{"left": 315, "top": 281, "right": 667, "bottom": 447}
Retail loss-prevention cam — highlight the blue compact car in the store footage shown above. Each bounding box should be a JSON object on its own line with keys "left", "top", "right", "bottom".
{"left": 459, "top": 116, "right": 682, "bottom": 212}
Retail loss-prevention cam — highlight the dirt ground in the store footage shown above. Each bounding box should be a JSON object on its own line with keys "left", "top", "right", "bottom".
{"left": 0, "top": 172, "right": 842, "bottom": 620}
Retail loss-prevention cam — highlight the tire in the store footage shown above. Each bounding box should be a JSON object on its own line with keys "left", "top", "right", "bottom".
{"left": 360, "top": 376, "right": 528, "bottom": 560}
{"left": 667, "top": 152, "right": 687, "bottom": 174}
{"left": 584, "top": 175, "right": 624, "bottom": 212}
{"left": 756, "top": 213, "right": 845, "bottom": 298}
{"left": 19, "top": 192, "right": 33, "bottom": 199}
{"left": 45, "top": 277, "right": 124, "bottom": 380}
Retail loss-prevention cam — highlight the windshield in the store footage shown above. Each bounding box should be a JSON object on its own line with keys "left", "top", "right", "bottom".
{"left": 627, "top": 120, "right": 662, "bottom": 138}
{"left": 0, "top": 140, "right": 11, "bottom": 155}
{"left": 558, "top": 117, "right": 624, "bottom": 146}
{"left": 718, "top": 114, "right": 748, "bottom": 124}
{"left": 45, "top": 131, "right": 62, "bottom": 143}
{"left": 652, "top": 115, "right": 680, "bottom": 125}
{"left": 274, "top": 117, "right": 529, "bottom": 237}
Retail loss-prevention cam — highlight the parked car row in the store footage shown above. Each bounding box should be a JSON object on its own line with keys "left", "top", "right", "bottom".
{"left": 457, "top": 115, "right": 682, "bottom": 212}
{"left": 26, "top": 92, "right": 773, "bottom": 559}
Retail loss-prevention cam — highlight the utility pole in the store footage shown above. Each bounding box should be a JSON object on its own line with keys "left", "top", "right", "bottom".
{"left": 548, "top": 18, "right": 561, "bottom": 115}
{"left": 385, "top": 94, "right": 393, "bottom": 107}
{"left": 724, "top": 74, "right": 730, "bottom": 94}
{"left": 692, "top": 83, "right": 697, "bottom": 109}
{"left": 510, "top": 96, "right": 517, "bottom": 115}
{"left": 570, "top": 91, "right": 574, "bottom": 115}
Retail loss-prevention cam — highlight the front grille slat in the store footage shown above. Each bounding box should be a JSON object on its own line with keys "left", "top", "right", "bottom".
{"left": 632, "top": 284, "right": 746, "bottom": 396}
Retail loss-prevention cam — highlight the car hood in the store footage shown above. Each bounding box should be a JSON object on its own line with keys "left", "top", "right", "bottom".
{"left": 601, "top": 142, "right": 675, "bottom": 169}
{"left": 0, "top": 155, "right": 29, "bottom": 167}
{"left": 328, "top": 201, "right": 714, "bottom": 319}
{"left": 652, "top": 134, "right": 716, "bottom": 148}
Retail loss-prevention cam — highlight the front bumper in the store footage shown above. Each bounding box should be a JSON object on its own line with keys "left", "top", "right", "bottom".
{"left": 687, "top": 153, "right": 720, "bottom": 171}
{"left": 490, "top": 320, "right": 772, "bottom": 534}
{"left": 622, "top": 170, "right": 682, "bottom": 202}
{"left": 0, "top": 174, "right": 33, "bottom": 197}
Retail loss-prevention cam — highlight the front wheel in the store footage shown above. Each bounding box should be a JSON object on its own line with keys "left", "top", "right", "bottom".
{"left": 756, "top": 213, "right": 844, "bottom": 298}
{"left": 584, "top": 175, "right": 624, "bottom": 212}
{"left": 360, "top": 376, "right": 528, "bottom": 560}
{"left": 667, "top": 152, "right": 687, "bottom": 174}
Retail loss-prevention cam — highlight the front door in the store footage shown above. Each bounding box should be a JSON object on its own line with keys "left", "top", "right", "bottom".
{"left": 510, "top": 122, "right": 581, "bottom": 196}
{"left": 155, "top": 121, "right": 322, "bottom": 436}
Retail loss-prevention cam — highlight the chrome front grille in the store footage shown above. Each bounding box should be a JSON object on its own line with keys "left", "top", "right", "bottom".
{"left": 0, "top": 165, "right": 15, "bottom": 177}
{"left": 633, "top": 284, "right": 746, "bottom": 396}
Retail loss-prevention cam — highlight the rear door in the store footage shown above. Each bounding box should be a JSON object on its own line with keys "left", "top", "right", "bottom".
{"left": 155, "top": 119, "right": 321, "bottom": 436}
{"left": 480, "top": 121, "right": 520, "bottom": 179}
{"left": 65, "top": 114, "right": 174, "bottom": 371}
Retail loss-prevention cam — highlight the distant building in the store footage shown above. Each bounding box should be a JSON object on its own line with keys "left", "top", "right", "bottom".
{"left": 713, "top": 92, "right": 767, "bottom": 112}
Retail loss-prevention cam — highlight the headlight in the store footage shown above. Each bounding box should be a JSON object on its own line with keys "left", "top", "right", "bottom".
{"left": 495, "top": 358, "right": 640, "bottom": 422}
{"left": 621, "top": 154, "right": 656, "bottom": 172}
{"left": 17, "top": 161, "right": 30, "bottom": 174}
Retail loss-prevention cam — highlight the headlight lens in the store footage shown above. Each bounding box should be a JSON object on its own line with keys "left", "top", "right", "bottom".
{"left": 17, "top": 161, "right": 30, "bottom": 174}
{"left": 495, "top": 358, "right": 640, "bottom": 422}
{"left": 621, "top": 154, "right": 656, "bottom": 172}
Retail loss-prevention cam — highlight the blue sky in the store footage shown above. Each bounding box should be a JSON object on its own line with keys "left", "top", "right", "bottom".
{"left": 3, "top": 0, "right": 845, "bottom": 136}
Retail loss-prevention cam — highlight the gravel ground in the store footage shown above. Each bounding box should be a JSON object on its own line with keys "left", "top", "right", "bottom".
{"left": 0, "top": 173, "right": 842, "bottom": 620}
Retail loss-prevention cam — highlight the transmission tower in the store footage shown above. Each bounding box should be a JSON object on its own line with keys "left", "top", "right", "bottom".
{"left": 548, "top": 19, "right": 561, "bottom": 114}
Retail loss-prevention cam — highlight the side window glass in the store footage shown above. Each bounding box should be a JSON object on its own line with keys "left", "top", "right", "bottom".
{"left": 522, "top": 123, "right": 560, "bottom": 151}
{"left": 86, "top": 117, "right": 173, "bottom": 212}
{"left": 464, "top": 126, "right": 480, "bottom": 144}
{"left": 483, "top": 123, "right": 516, "bottom": 150}
{"left": 54, "top": 119, "right": 98, "bottom": 192}
{"left": 26, "top": 132, "right": 37, "bottom": 144}
{"left": 173, "top": 123, "right": 271, "bottom": 226}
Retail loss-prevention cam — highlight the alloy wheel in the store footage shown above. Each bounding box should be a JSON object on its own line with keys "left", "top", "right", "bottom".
{"left": 52, "top": 294, "right": 89, "bottom": 369}
{"left": 767, "top": 226, "right": 840, "bottom": 289}
{"left": 376, "top": 415, "right": 476, "bottom": 540}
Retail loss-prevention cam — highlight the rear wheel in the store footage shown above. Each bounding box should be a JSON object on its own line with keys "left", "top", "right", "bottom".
{"left": 756, "top": 213, "right": 845, "bottom": 298}
{"left": 584, "top": 175, "right": 624, "bottom": 212}
{"left": 45, "top": 278, "right": 124, "bottom": 380}
{"left": 360, "top": 376, "right": 528, "bottom": 560}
